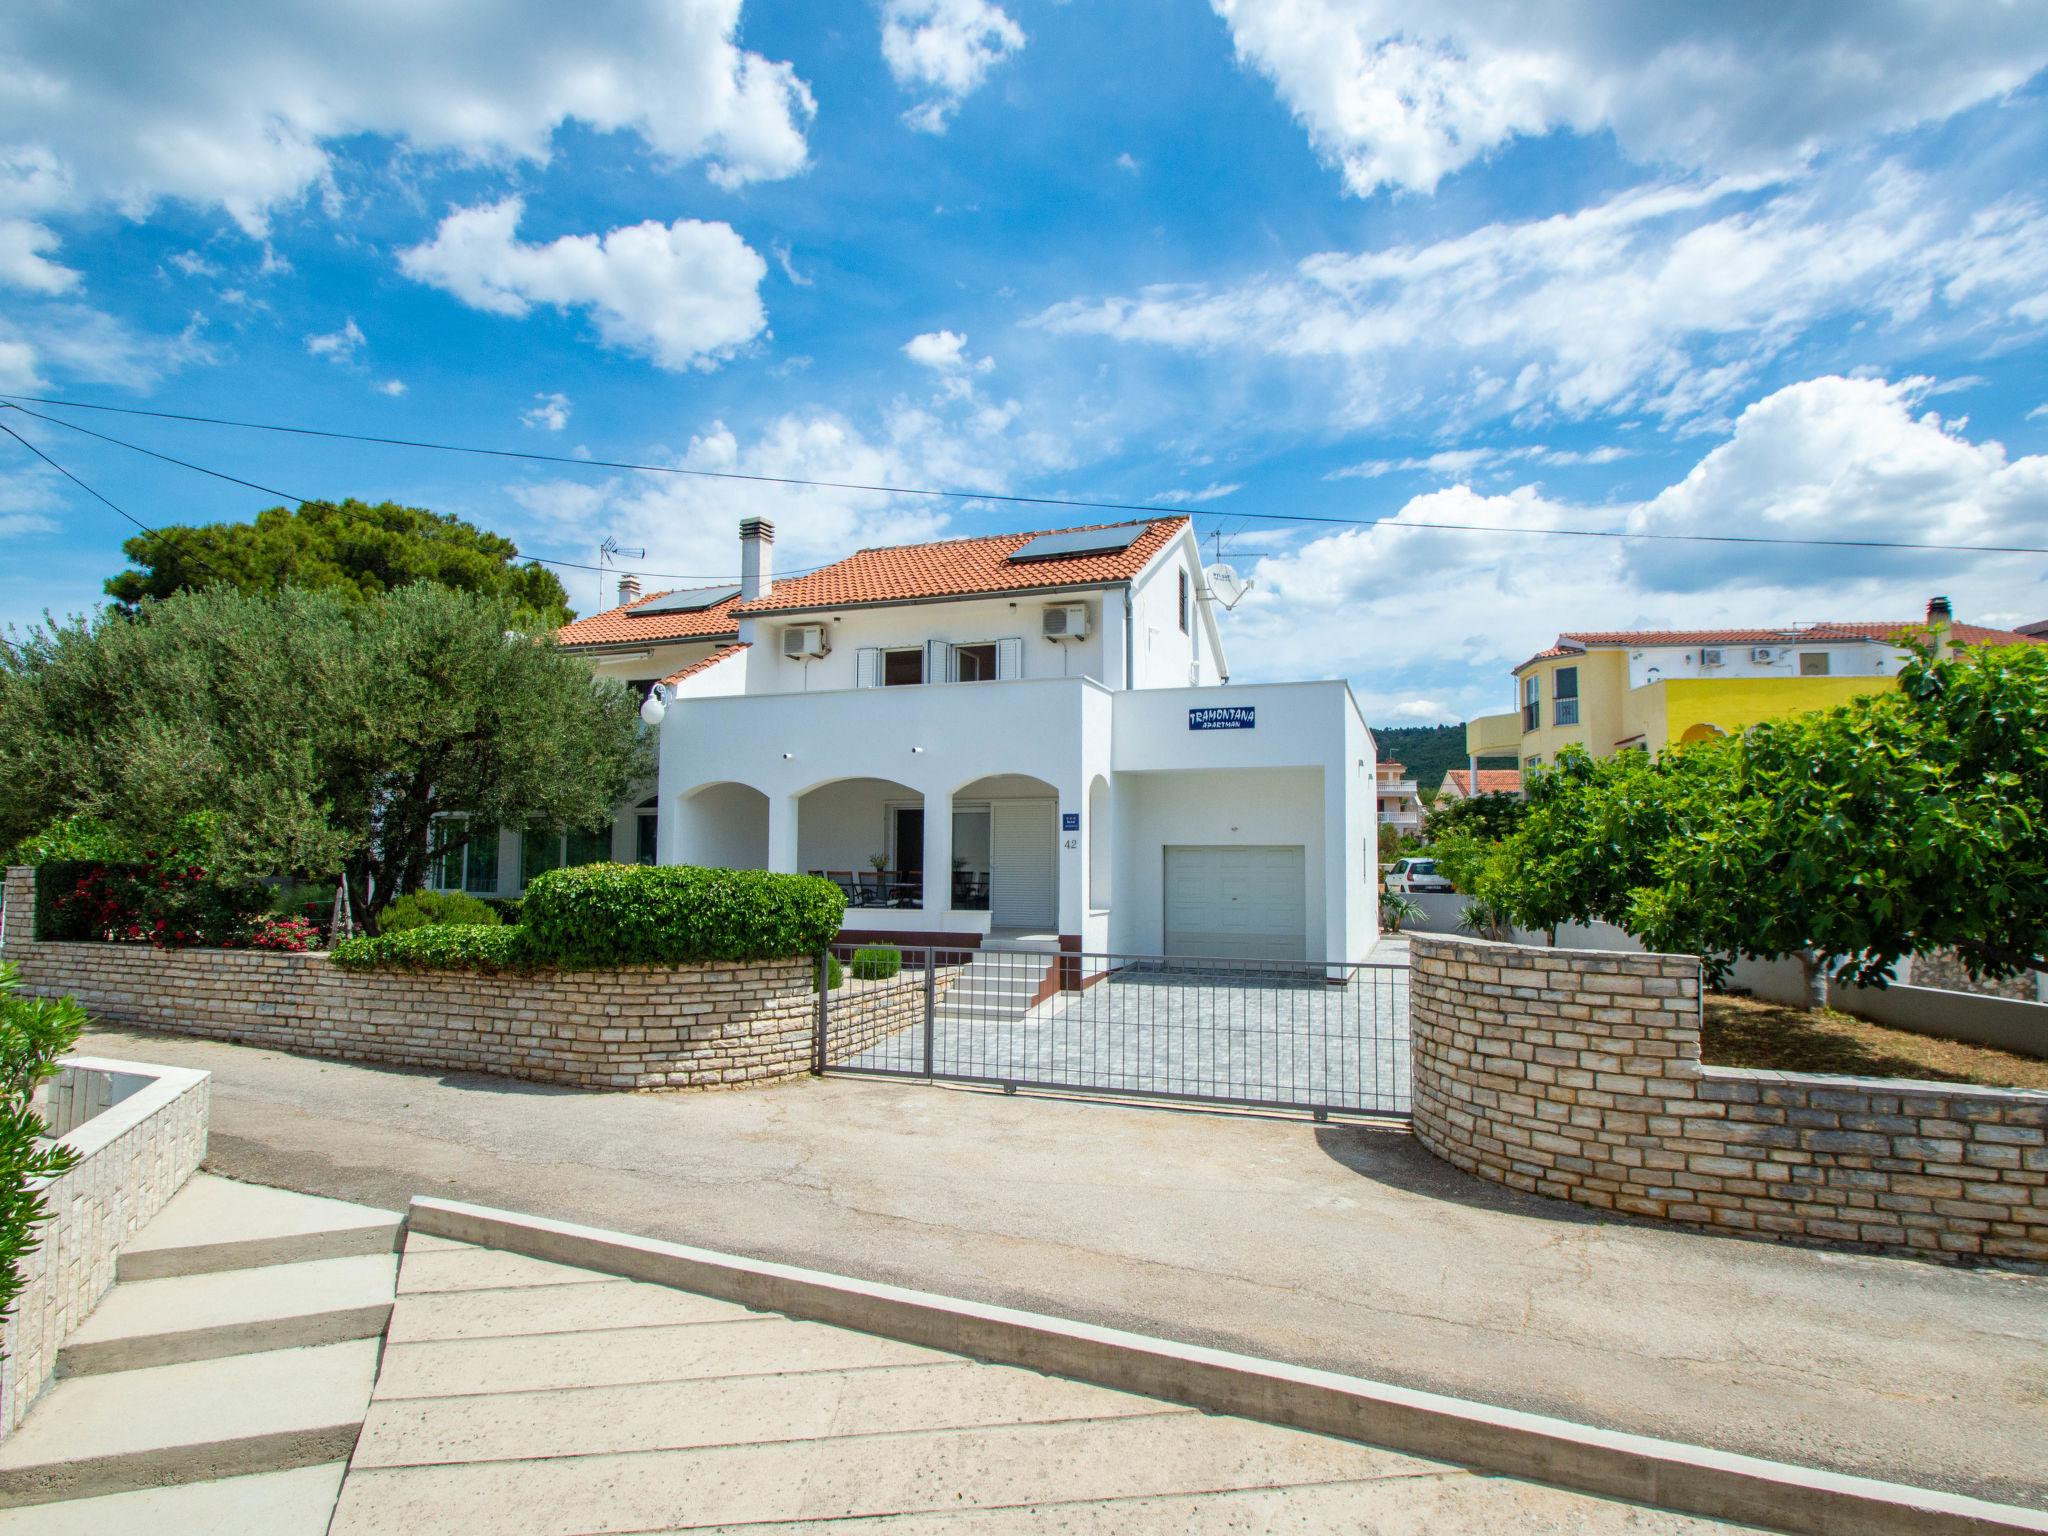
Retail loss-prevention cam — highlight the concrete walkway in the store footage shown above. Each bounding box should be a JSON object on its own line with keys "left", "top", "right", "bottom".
{"left": 332, "top": 1227, "right": 1748, "bottom": 1534}
{"left": 78, "top": 1022, "right": 2048, "bottom": 1511}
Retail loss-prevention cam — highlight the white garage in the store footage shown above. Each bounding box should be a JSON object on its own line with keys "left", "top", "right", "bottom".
{"left": 1163, "top": 845, "right": 1307, "bottom": 961}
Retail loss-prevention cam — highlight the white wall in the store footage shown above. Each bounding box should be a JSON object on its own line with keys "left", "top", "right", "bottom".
{"left": 796, "top": 778, "right": 916, "bottom": 873}
{"left": 1126, "top": 531, "right": 1223, "bottom": 688}
{"left": 740, "top": 594, "right": 1113, "bottom": 692}
{"left": 1111, "top": 768, "right": 1325, "bottom": 956}
{"left": 1624, "top": 641, "right": 1901, "bottom": 690}
{"left": 673, "top": 782, "right": 769, "bottom": 869}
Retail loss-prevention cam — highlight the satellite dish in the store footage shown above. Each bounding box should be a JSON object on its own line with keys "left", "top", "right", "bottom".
{"left": 1206, "top": 563, "right": 1252, "bottom": 610}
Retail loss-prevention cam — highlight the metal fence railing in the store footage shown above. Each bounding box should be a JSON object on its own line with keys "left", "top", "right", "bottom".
{"left": 817, "top": 943, "right": 1409, "bottom": 1117}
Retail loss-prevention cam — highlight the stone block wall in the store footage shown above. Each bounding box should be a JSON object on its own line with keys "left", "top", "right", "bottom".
{"left": 1410, "top": 933, "right": 2048, "bottom": 1264}
{"left": 2, "top": 1058, "right": 209, "bottom": 1436}
{"left": 2, "top": 867, "right": 909, "bottom": 1092}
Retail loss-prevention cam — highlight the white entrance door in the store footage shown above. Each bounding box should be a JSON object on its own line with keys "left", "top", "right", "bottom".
{"left": 990, "top": 801, "right": 1056, "bottom": 929}
{"left": 1164, "top": 846, "right": 1306, "bottom": 960}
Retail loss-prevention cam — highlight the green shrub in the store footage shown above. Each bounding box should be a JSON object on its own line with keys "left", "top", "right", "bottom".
{"left": 9, "top": 816, "right": 135, "bottom": 867}
{"left": 330, "top": 924, "right": 533, "bottom": 973}
{"left": 379, "top": 889, "right": 503, "bottom": 932}
{"left": 817, "top": 954, "right": 844, "bottom": 991}
{"left": 0, "top": 963, "right": 84, "bottom": 1340}
{"left": 849, "top": 946, "right": 901, "bottom": 981}
{"left": 519, "top": 864, "right": 844, "bottom": 967}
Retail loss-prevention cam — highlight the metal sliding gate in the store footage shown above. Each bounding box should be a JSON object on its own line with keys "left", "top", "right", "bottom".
{"left": 816, "top": 943, "right": 1410, "bottom": 1117}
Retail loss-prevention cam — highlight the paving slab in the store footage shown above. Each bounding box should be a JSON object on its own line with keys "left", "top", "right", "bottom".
{"left": 352, "top": 1359, "right": 1184, "bottom": 1467}
{"left": 60, "top": 1254, "right": 396, "bottom": 1373}
{"left": 384, "top": 1275, "right": 755, "bottom": 1342}
{"left": 372, "top": 1316, "right": 941, "bottom": 1398}
{"left": 394, "top": 1243, "right": 617, "bottom": 1295}
{"left": 0, "top": 1463, "right": 346, "bottom": 1536}
{"left": 118, "top": 1173, "right": 399, "bottom": 1280}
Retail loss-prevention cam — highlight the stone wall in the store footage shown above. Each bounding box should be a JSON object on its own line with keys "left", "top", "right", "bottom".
{"left": 1410, "top": 933, "right": 2048, "bottom": 1265}
{"left": 3, "top": 867, "right": 912, "bottom": 1092}
{"left": 2, "top": 1057, "right": 209, "bottom": 1436}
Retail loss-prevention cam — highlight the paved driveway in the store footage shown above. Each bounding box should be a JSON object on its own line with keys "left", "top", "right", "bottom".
{"left": 79, "top": 1020, "right": 2048, "bottom": 1510}
{"left": 846, "top": 953, "right": 1413, "bottom": 1114}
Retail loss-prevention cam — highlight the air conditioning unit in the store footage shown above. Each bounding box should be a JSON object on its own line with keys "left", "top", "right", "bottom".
{"left": 1699, "top": 648, "right": 1724, "bottom": 667}
{"left": 1750, "top": 646, "right": 1778, "bottom": 664}
{"left": 782, "top": 624, "right": 829, "bottom": 659}
{"left": 1042, "top": 603, "right": 1091, "bottom": 641}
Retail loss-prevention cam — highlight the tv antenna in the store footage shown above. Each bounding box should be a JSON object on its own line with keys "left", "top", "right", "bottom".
{"left": 598, "top": 535, "right": 646, "bottom": 608}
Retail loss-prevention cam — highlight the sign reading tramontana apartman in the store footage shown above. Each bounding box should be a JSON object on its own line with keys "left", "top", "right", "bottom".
{"left": 1188, "top": 706, "right": 1255, "bottom": 731}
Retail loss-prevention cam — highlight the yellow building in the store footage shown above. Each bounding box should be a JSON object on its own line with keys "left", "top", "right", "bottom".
{"left": 1467, "top": 600, "right": 2043, "bottom": 769}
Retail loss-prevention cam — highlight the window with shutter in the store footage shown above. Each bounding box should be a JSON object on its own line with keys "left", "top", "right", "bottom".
{"left": 856, "top": 647, "right": 881, "bottom": 688}
{"left": 996, "top": 636, "right": 1024, "bottom": 680}
{"left": 926, "top": 638, "right": 953, "bottom": 684}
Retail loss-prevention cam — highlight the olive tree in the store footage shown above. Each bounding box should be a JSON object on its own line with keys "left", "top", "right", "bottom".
{"left": 0, "top": 584, "right": 648, "bottom": 932}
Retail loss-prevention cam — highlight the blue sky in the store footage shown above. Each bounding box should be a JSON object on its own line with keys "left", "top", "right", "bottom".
{"left": 4, "top": 0, "right": 2048, "bottom": 724}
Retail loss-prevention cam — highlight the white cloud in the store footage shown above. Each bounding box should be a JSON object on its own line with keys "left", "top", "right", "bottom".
{"left": 522, "top": 392, "right": 572, "bottom": 432}
{"left": 1042, "top": 166, "right": 2048, "bottom": 429}
{"left": 882, "top": 0, "right": 1026, "bottom": 133}
{"left": 1331, "top": 444, "right": 1629, "bottom": 479}
{"left": 0, "top": 304, "right": 207, "bottom": 393}
{"left": 305, "top": 317, "right": 366, "bottom": 362}
{"left": 0, "top": 0, "right": 813, "bottom": 235}
{"left": 1115, "top": 152, "right": 1141, "bottom": 175}
{"left": 1225, "top": 373, "right": 2048, "bottom": 719}
{"left": 0, "top": 338, "right": 41, "bottom": 392}
{"left": 1388, "top": 699, "right": 1454, "bottom": 722}
{"left": 1625, "top": 374, "right": 2048, "bottom": 593}
{"left": 904, "top": 329, "right": 968, "bottom": 369}
{"left": 167, "top": 251, "right": 219, "bottom": 279}
{"left": 399, "top": 198, "right": 768, "bottom": 372}
{"left": 2030, "top": 403, "right": 2048, "bottom": 422}
{"left": 1150, "top": 482, "right": 1242, "bottom": 504}
{"left": 770, "top": 240, "right": 812, "bottom": 288}
{"left": 0, "top": 220, "right": 80, "bottom": 294}
{"left": 1210, "top": 0, "right": 2048, "bottom": 196}
{"left": 376, "top": 379, "right": 406, "bottom": 397}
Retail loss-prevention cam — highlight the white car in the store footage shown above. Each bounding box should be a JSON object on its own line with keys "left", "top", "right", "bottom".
{"left": 1385, "top": 857, "right": 1454, "bottom": 895}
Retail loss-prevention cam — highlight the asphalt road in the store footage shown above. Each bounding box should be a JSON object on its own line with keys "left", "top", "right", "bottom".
{"left": 82, "top": 1020, "right": 2048, "bottom": 1511}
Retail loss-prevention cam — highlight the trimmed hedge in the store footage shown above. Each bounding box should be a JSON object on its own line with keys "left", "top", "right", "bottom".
{"left": 849, "top": 946, "right": 902, "bottom": 981}
{"left": 520, "top": 864, "right": 844, "bottom": 967}
{"left": 331, "top": 924, "right": 533, "bottom": 974}
{"left": 379, "top": 889, "right": 503, "bottom": 932}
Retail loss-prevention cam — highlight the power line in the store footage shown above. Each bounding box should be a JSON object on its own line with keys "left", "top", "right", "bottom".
{"left": 0, "top": 400, "right": 814, "bottom": 588}
{"left": 4, "top": 390, "right": 2046, "bottom": 559}
{"left": 0, "top": 418, "right": 238, "bottom": 591}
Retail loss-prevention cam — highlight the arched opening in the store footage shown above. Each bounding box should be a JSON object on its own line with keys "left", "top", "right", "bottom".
{"left": 1678, "top": 723, "right": 1727, "bottom": 746}
{"left": 798, "top": 777, "right": 925, "bottom": 909}
{"left": 673, "top": 782, "right": 769, "bottom": 870}
{"left": 1087, "top": 774, "right": 1112, "bottom": 910}
{"left": 954, "top": 773, "right": 1060, "bottom": 932}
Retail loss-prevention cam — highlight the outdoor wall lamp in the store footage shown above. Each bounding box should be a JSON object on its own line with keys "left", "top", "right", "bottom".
{"left": 638, "top": 686, "right": 669, "bottom": 726}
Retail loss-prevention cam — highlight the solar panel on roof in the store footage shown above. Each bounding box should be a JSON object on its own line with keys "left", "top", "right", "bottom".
{"left": 1006, "top": 525, "right": 1148, "bottom": 563}
{"left": 629, "top": 584, "right": 742, "bottom": 615}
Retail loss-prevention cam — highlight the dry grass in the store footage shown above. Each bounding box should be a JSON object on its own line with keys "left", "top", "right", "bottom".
{"left": 1703, "top": 991, "right": 2048, "bottom": 1091}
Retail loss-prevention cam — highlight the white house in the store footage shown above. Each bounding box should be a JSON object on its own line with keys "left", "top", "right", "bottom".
{"left": 452, "top": 515, "right": 1377, "bottom": 964}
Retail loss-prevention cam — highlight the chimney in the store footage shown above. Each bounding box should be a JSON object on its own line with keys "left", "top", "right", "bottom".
{"left": 1927, "top": 594, "right": 1954, "bottom": 659}
{"left": 617, "top": 573, "right": 641, "bottom": 607}
{"left": 739, "top": 517, "right": 775, "bottom": 602}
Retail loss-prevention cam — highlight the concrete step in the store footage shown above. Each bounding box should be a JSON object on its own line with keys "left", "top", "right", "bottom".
{"left": 58, "top": 1254, "right": 397, "bottom": 1377}
{"left": 118, "top": 1174, "right": 401, "bottom": 1282}
{"left": 0, "top": 1340, "right": 380, "bottom": 1508}
{"left": 0, "top": 1462, "right": 346, "bottom": 1535}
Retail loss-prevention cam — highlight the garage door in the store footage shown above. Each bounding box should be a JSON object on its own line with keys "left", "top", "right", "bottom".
{"left": 1164, "top": 846, "right": 1306, "bottom": 961}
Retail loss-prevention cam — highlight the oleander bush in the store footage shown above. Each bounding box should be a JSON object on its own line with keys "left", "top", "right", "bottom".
{"left": 849, "top": 946, "right": 902, "bottom": 981}
{"left": 519, "top": 864, "right": 845, "bottom": 967}
{"left": 0, "top": 963, "right": 84, "bottom": 1344}
{"left": 330, "top": 924, "right": 533, "bottom": 974}
{"left": 378, "top": 889, "right": 503, "bottom": 932}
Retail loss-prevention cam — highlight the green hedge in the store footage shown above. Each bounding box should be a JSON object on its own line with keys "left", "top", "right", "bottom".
{"left": 379, "top": 889, "right": 503, "bottom": 932}
{"left": 519, "top": 864, "right": 844, "bottom": 967}
{"left": 849, "top": 946, "right": 901, "bottom": 981}
{"left": 330, "top": 924, "right": 533, "bottom": 974}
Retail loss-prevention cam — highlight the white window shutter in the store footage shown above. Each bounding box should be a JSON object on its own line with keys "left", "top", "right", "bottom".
{"left": 996, "top": 636, "right": 1024, "bottom": 680}
{"left": 856, "top": 647, "right": 881, "bottom": 688}
{"left": 926, "top": 638, "right": 952, "bottom": 684}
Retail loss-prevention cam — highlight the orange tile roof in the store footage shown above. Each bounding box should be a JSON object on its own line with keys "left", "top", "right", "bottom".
{"left": 733, "top": 518, "right": 1187, "bottom": 615}
{"left": 1442, "top": 768, "right": 1523, "bottom": 796}
{"left": 659, "top": 642, "right": 749, "bottom": 688}
{"left": 1513, "top": 620, "right": 2042, "bottom": 673}
{"left": 556, "top": 588, "right": 741, "bottom": 649}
